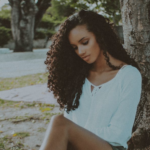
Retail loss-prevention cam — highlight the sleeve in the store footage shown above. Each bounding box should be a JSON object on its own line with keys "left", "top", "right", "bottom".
{"left": 96, "top": 67, "right": 142, "bottom": 145}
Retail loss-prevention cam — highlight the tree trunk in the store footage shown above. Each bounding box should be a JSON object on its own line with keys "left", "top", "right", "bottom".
{"left": 120, "top": 0, "right": 150, "bottom": 149}
{"left": 10, "top": 0, "right": 37, "bottom": 52}
{"left": 8, "top": 0, "right": 51, "bottom": 52}
{"left": 34, "top": 0, "right": 51, "bottom": 31}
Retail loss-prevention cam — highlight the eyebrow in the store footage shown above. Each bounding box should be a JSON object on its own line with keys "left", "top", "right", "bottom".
{"left": 71, "top": 37, "right": 87, "bottom": 46}
{"left": 78, "top": 37, "right": 86, "bottom": 42}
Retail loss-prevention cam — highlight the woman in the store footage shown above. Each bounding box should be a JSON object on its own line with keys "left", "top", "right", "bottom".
{"left": 40, "top": 10, "right": 142, "bottom": 150}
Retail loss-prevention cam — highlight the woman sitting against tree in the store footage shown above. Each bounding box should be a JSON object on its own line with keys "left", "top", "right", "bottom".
{"left": 40, "top": 10, "right": 142, "bottom": 150}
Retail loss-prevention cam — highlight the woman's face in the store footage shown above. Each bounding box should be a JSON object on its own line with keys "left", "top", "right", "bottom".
{"left": 68, "top": 24, "right": 102, "bottom": 64}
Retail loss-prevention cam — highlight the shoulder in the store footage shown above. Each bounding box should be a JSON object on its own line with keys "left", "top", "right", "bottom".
{"left": 119, "top": 65, "right": 142, "bottom": 89}
{"left": 120, "top": 65, "right": 142, "bottom": 80}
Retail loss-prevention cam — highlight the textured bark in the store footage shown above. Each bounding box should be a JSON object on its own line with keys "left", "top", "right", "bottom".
{"left": 120, "top": 0, "right": 150, "bottom": 149}
{"left": 9, "top": 0, "right": 38, "bottom": 52}
{"left": 34, "top": 0, "right": 51, "bottom": 30}
{"left": 8, "top": 0, "right": 51, "bottom": 52}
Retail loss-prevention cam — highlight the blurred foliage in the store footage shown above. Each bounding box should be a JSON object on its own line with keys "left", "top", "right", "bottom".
{"left": 0, "top": 27, "right": 11, "bottom": 46}
{"left": 0, "top": 5, "right": 11, "bottom": 28}
{"left": 38, "top": 15, "right": 61, "bottom": 29}
{"left": 47, "top": 0, "right": 121, "bottom": 25}
{"left": 48, "top": 0, "right": 88, "bottom": 21}
{"left": 34, "top": 5, "right": 63, "bottom": 39}
{"left": 99, "top": 0, "right": 121, "bottom": 25}
{"left": 83, "top": 0, "right": 121, "bottom": 25}
{"left": 0, "top": 0, "right": 121, "bottom": 43}
{"left": 34, "top": 29, "right": 56, "bottom": 39}
{"left": 0, "top": 5, "right": 12, "bottom": 46}
{"left": 0, "top": 5, "right": 11, "bottom": 19}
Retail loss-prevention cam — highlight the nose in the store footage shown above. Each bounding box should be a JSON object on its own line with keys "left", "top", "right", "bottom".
{"left": 78, "top": 46, "right": 86, "bottom": 56}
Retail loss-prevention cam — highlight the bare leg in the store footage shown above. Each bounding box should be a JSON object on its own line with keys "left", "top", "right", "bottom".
{"left": 40, "top": 114, "right": 69, "bottom": 150}
{"left": 40, "top": 114, "right": 113, "bottom": 150}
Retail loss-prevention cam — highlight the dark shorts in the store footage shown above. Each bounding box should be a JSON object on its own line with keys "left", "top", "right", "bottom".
{"left": 110, "top": 144, "right": 127, "bottom": 150}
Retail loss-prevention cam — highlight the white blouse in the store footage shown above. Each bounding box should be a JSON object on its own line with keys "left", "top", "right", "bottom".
{"left": 64, "top": 65, "right": 142, "bottom": 149}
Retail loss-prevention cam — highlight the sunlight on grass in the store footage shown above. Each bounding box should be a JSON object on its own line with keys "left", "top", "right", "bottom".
{"left": 37, "top": 127, "right": 46, "bottom": 132}
{"left": 0, "top": 99, "right": 56, "bottom": 109}
{"left": 13, "top": 132, "right": 30, "bottom": 138}
{"left": 0, "top": 98, "right": 19, "bottom": 108}
{"left": 0, "top": 72, "right": 49, "bottom": 91}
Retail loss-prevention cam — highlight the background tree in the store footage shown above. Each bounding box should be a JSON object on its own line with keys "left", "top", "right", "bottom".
{"left": 48, "top": 0, "right": 88, "bottom": 21}
{"left": 99, "top": 0, "right": 121, "bottom": 25}
{"left": 84, "top": 0, "right": 121, "bottom": 25}
{"left": 43, "top": 0, "right": 122, "bottom": 25}
{"left": 7, "top": 0, "right": 89, "bottom": 52}
{"left": 39, "top": 0, "right": 88, "bottom": 47}
{"left": 7, "top": 0, "right": 122, "bottom": 52}
{"left": 0, "top": 5, "right": 11, "bottom": 47}
{"left": 120, "top": 0, "right": 150, "bottom": 149}
{"left": 8, "top": 0, "right": 51, "bottom": 52}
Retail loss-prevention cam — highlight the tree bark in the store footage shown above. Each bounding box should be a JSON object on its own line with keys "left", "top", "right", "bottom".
{"left": 120, "top": 0, "right": 150, "bottom": 149}
{"left": 9, "top": 0, "right": 51, "bottom": 52}
{"left": 10, "top": 0, "right": 38, "bottom": 52}
{"left": 34, "top": 0, "right": 51, "bottom": 31}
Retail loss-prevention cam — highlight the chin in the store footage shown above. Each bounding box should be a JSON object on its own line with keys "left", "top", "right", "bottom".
{"left": 87, "top": 58, "right": 96, "bottom": 64}
{"left": 85, "top": 60, "right": 93, "bottom": 64}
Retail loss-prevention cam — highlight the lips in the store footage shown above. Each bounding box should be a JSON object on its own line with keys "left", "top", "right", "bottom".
{"left": 82, "top": 55, "right": 90, "bottom": 61}
{"left": 82, "top": 55, "right": 90, "bottom": 59}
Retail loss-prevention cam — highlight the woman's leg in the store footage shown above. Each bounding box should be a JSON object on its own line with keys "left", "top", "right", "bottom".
{"left": 40, "top": 114, "right": 113, "bottom": 150}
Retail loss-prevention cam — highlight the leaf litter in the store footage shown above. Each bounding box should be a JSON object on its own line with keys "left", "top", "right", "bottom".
{"left": 0, "top": 99, "right": 63, "bottom": 150}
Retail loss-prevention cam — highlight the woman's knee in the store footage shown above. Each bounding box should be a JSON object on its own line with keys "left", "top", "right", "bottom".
{"left": 51, "top": 114, "right": 67, "bottom": 127}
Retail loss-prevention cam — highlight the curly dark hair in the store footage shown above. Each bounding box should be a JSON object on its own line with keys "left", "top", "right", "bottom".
{"left": 44, "top": 9, "right": 140, "bottom": 113}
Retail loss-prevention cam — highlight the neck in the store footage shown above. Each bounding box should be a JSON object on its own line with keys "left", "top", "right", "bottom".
{"left": 90, "top": 52, "right": 124, "bottom": 74}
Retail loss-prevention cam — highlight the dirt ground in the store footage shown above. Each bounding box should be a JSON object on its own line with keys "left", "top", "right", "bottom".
{"left": 0, "top": 100, "right": 63, "bottom": 150}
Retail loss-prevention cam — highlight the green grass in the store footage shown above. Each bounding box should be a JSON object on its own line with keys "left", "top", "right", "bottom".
{"left": 13, "top": 132, "right": 30, "bottom": 138}
{"left": 0, "top": 135, "right": 25, "bottom": 149}
{"left": 0, "top": 135, "right": 9, "bottom": 149}
{"left": 0, "top": 98, "right": 56, "bottom": 110}
{"left": 37, "top": 127, "right": 46, "bottom": 132}
{"left": 0, "top": 72, "right": 49, "bottom": 91}
{"left": 0, "top": 98, "right": 54, "bottom": 108}
{"left": 0, "top": 142, "right": 5, "bottom": 149}
{"left": 0, "top": 98, "right": 19, "bottom": 108}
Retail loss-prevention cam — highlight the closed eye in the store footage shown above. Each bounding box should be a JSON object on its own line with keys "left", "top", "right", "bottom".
{"left": 72, "top": 41, "right": 89, "bottom": 50}
{"left": 83, "top": 41, "right": 88, "bottom": 45}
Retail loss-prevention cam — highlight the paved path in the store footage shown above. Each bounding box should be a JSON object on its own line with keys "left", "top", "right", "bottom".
{"left": 0, "top": 49, "right": 59, "bottom": 106}
{"left": 0, "top": 49, "right": 49, "bottom": 78}
{"left": 0, "top": 59, "right": 47, "bottom": 78}
{"left": 0, "top": 50, "right": 61, "bottom": 150}
{"left": 0, "top": 83, "right": 59, "bottom": 106}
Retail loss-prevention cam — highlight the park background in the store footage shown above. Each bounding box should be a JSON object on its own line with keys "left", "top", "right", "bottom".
{"left": 0, "top": 0, "right": 150, "bottom": 150}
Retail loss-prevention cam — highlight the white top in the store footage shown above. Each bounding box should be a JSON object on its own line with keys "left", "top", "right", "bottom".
{"left": 63, "top": 65, "right": 142, "bottom": 149}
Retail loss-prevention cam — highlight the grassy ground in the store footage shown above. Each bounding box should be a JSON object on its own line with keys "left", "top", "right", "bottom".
{"left": 0, "top": 98, "right": 62, "bottom": 150}
{"left": 0, "top": 73, "right": 63, "bottom": 149}
{"left": 0, "top": 72, "right": 49, "bottom": 91}
{"left": 0, "top": 99, "right": 62, "bottom": 149}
